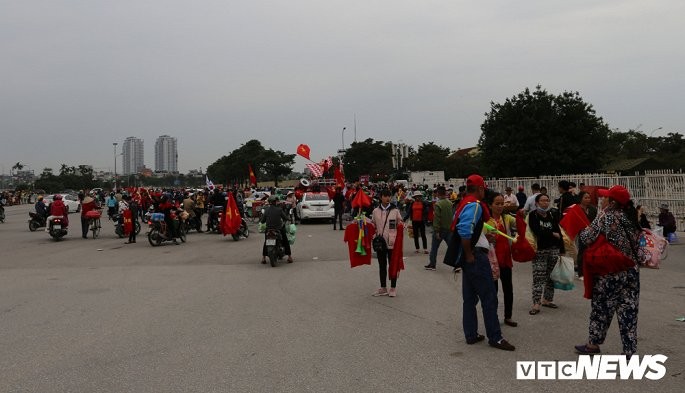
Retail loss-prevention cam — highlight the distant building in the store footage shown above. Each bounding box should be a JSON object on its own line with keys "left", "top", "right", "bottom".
{"left": 155, "top": 135, "right": 178, "bottom": 173}
{"left": 122, "top": 137, "right": 145, "bottom": 175}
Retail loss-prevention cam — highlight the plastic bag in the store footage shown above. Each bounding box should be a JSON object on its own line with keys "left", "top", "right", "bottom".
{"left": 258, "top": 223, "right": 266, "bottom": 233}
{"left": 641, "top": 229, "right": 668, "bottom": 269}
{"left": 287, "top": 231, "right": 296, "bottom": 245}
{"left": 406, "top": 221, "right": 414, "bottom": 238}
{"left": 551, "top": 256, "right": 575, "bottom": 290}
{"left": 287, "top": 223, "right": 297, "bottom": 235}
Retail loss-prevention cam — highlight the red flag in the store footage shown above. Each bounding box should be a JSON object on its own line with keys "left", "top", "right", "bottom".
{"left": 559, "top": 204, "right": 591, "bottom": 241}
{"left": 248, "top": 164, "right": 257, "bottom": 186}
{"left": 351, "top": 189, "right": 371, "bottom": 209}
{"left": 221, "top": 193, "right": 243, "bottom": 236}
{"left": 511, "top": 210, "right": 536, "bottom": 262}
{"left": 123, "top": 209, "right": 133, "bottom": 236}
{"left": 296, "top": 144, "right": 311, "bottom": 160}
{"left": 334, "top": 165, "right": 345, "bottom": 187}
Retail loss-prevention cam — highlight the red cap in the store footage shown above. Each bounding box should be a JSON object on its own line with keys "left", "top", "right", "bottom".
{"left": 598, "top": 185, "right": 630, "bottom": 206}
{"left": 518, "top": 185, "right": 524, "bottom": 191}
{"left": 466, "top": 174, "right": 487, "bottom": 189}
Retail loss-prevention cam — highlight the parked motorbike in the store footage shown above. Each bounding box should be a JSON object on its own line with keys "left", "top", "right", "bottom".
{"left": 147, "top": 212, "right": 186, "bottom": 246}
{"left": 48, "top": 216, "right": 68, "bottom": 240}
{"left": 111, "top": 213, "right": 141, "bottom": 238}
{"left": 28, "top": 212, "right": 47, "bottom": 231}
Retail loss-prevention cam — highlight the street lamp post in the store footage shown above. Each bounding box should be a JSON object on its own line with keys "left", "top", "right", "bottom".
{"left": 113, "top": 142, "right": 118, "bottom": 191}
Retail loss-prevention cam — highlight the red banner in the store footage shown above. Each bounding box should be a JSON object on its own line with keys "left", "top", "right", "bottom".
{"left": 248, "top": 164, "right": 257, "bottom": 186}
{"left": 123, "top": 209, "right": 133, "bottom": 236}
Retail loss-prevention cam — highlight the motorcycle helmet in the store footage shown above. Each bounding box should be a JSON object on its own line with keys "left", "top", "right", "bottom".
{"left": 268, "top": 195, "right": 278, "bottom": 204}
{"left": 54, "top": 194, "right": 63, "bottom": 201}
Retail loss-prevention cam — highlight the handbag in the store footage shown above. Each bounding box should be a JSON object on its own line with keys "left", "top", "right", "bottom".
{"left": 551, "top": 256, "right": 575, "bottom": 290}
{"left": 583, "top": 234, "right": 635, "bottom": 275}
{"left": 372, "top": 209, "right": 391, "bottom": 254}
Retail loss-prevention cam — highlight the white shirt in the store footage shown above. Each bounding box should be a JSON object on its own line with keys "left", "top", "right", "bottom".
{"left": 503, "top": 193, "right": 518, "bottom": 207}
{"left": 524, "top": 192, "right": 541, "bottom": 213}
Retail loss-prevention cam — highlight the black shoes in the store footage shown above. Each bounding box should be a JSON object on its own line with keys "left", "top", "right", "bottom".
{"left": 490, "top": 339, "right": 516, "bottom": 351}
{"left": 466, "top": 334, "right": 485, "bottom": 345}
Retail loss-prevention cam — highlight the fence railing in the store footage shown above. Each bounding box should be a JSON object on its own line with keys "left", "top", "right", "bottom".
{"left": 486, "top": 172, "right": 685, "bottom": 230}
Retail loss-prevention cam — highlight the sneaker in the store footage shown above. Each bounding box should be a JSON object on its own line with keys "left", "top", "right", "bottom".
{"left": 372, "top": 288, "right": 388, "bottom": 297}
{"left": 423, "top": 250, "right": 429, "bottom": 254}
{"left": 424, "top": 265, "right": 436, "bottom": 271}
{"left": 388, "top": 288, "right": 397, "bottom": 297}
{"left": 490, "top": 339, "right": 516, "bottom": 351}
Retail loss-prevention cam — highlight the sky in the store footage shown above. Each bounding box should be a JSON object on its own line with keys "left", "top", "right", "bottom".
{"left": 1, "top": 0, "right": 683, "bottom": 175}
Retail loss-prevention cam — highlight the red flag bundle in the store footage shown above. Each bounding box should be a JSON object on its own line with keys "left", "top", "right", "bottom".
{"left": 221, "top": 193, "right": 242, "bottom": 236}
{"left": 306, "top": 163, "right": 324, "bottom": 178}
{"left": 559, "top": 204, "right": 590, "bottom": 241}
{"left": 122, "top": 209, "right": 133, "bottom": 236}
{"left": 248, "top": 164, "right": 257, "bottom": 187}
{"left": 511, "top": 210, "right": 536, "bottom": 263}
{"left": 334, "top": 165, "right": 345, "bottom": 187}
{"left": 351, "top": 189, "right": 371, "bottom": 209}
{"left": 296, "top": 144, "right": 311, "bottom": 160}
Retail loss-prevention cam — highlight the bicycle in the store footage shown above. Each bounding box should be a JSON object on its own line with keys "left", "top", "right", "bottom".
{"left": 85, "top": 209, "right": 102, "bottom": 239}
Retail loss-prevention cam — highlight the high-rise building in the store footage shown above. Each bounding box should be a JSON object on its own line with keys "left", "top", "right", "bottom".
{"left": 155, "top": 135, "right": 178, "bottom": 173}
{"left": 122, "top": 137, "right": 144, "bottom": 175}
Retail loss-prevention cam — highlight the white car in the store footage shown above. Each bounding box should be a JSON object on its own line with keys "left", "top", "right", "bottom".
{"left": 45, "top": 194, "right": 81, "bottom": 213}
{"left": 297, "top": 192, "right": 334, "bottom": 222}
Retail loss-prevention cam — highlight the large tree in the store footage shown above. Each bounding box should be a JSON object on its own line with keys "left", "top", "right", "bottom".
{"left": 342, "top": 138, "right": 393, "bottom": 182}
{"left": 479, "top": 86, "right": 611, "bottom": 177}
{"left": 405, "top": 142, "right": 450, "bottom": 172}
{"left": 206, "top": 139, "right": 294, "bottom": 186}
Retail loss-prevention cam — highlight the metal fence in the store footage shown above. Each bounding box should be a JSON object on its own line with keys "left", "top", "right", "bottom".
{"left": 486, "top": 170, "right": 685, "bottom": 230}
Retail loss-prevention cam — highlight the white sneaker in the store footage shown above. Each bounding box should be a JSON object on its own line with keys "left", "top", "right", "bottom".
{"left": 372, "top": 288, "right": 388, "bottom": 297}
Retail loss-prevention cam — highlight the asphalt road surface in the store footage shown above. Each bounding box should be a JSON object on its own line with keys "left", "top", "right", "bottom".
{"left": 0, "top": 204, "right": 683, "bottom": 392}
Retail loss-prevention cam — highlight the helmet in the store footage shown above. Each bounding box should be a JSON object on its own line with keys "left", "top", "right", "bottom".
{"left": 53, "top": 194, "right": 62, "bottom": 201}
{"left": 268, "top": 195, "right": 278, "bottom": 204}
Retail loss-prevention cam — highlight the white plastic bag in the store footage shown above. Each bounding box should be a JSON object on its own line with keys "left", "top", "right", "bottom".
{"left": 551, "top": 255, "right": 575, "bottom": 290}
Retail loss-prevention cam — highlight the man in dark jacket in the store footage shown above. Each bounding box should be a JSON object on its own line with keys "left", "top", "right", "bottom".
{"left": 260, "top": 196, "right": 293, "bottom": 263}
{"left": 333, "top": 187, "right": 345, "bottom": 230}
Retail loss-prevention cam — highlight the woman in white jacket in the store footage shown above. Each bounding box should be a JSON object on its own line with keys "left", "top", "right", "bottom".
{"left": 370, "top": 189, "right": 404, "bottom": 297}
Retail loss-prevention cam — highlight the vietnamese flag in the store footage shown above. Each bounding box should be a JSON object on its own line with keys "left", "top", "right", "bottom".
{"left": 221, "top": 193, "right": 243, "bottom": 236}
{"left": 248, "top": 164, "right": 257, "bottom": 186}
{"left": 123, "top": 209, "right": 133, "bottom": 236}
{"left": 334, "top": 165, "right": 345, "bottom": 188}
{"left": 296, "top": 144, "right": 311, "bottom": 160}
{"left": 559, "top": 204, "right": 591, "bottom": 241}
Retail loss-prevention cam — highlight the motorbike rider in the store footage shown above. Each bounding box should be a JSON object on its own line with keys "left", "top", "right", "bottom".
{"left": 49, "top": 194, "right": 69, "bottom": 228}
{"left": 260, "top": 195, "right": 293, "bottom": 264}
{"left": 35, "top": 195, "right": 48, "bottom": 220}
{"left": 106, "top": 192, "right": 117, "bottom": 218}
{"left": 207, "top": 190, "right": 226, "bottom": 232}
{"left": 182, "top": 192, "right": 201, "bottom": 232}
{"left": 80, "top": 191, "right": 100, "bottom": 238}
{"left": 158, "top": 194, "right": 180, "bottom": 244}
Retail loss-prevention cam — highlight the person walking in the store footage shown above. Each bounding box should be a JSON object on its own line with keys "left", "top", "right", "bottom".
{"left": 332, "top": 187, "right": 345, "bottom": 230}
{"left": 515, "top": 186, "right": 527, "bottom": 210}
{"left": 575, "top": 185, "right": 641, "bottom": 356}
{"left": 528, "top": 193, "right": 565, "bottom": 315}
{"left": 425, "top": 186, "right": 453, "bottom": 271}
{"left": 457, "top": 175, "right": 515, "bottom": 351}
{"left": 405, "top": 190, "right": 428, "bottom": 254}
{"left": 488, "top": 193, "right": 517, "bottom": 327}
{"left": 125, "top": 195, "right": 139, "bottom": 244}
{"left": 658, "top": 203, "right": 677, "bottom": 241}
{"left": 370, "top": 189, "right": 404, "bottom": 297}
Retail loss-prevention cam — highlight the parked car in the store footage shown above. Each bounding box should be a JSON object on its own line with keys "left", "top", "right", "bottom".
{"left": 297, "top": 192, "right": 334, "bottom": 222}
{"left": 44, "top": 194, "right": 81, "bottom": 213}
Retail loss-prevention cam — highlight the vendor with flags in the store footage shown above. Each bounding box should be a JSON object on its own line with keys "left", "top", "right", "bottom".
{"left": 370, "top": 189, "right": 404, "bottom": 297}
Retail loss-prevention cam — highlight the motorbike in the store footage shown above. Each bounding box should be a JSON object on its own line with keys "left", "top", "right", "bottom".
{"left": 264, "top": 228, "right": 286, "bottom": 267}
{"left": 48, "top": 216, "right": 68, "bottom": 240}
{"left": 28, "top": 212, "right": 47, "bottom": 231}
{"left": 0, "top": 204, "right": 5, "bottom": 223}
{"left": 147, "top": 212, "right": 186, "bottom": 246}
{"left": 208, "top": 205, "right": 223, "bottom": 233}
{"left": 230, "top": 217, "right": 250, "bottom": 241}
{"left": 111, "top": 213, "right": 141, "bottom": 238}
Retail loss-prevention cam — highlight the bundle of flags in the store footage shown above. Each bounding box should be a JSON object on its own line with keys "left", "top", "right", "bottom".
{"left": 220, "top": 193, "right": 242, "bottom": 236}
{"left": 296, "top": 143, "right": 345, "bottom": 184}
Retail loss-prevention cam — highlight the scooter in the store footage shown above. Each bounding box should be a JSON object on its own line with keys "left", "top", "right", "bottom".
{"left": 147, "top": 212, "right": 186, "bottom": 246}
{"left": 112, "top": 213, "right": 141, "bottom": 238}
{"left": 48, "top": 216, "right": 68, "bottom": 240}
{"left": 264, "top": 228, "right": 285, "bottom": 267}
{"left": 230, "top": 217, "right": 250, "bottom": 241}
{"left": 28, "top": 212, "right": 47, "bottom": 231}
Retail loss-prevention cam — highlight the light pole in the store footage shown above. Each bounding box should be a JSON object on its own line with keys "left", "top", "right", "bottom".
{"left": 649, "top": 127, "right": 663, "bottom": 137}
{"left": 341, "top": 127, "right": 347, "bottom": 152}
{"left": 113, "top": 142, "right": 118, "bottom": 191}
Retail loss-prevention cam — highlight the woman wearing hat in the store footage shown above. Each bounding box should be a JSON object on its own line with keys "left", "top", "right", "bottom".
{"left": 575, "top": 185, "right": 642, "bottom": 355}
{"left": 404, "top": 190, "right": 429, "bottom": 254}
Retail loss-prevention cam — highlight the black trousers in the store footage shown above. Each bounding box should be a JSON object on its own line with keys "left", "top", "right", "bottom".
{"left": 333, "top": 208, "right": 343, "bottom": 229}
{"left": 412, "top": 220, "right": 427, "bottom": 250}
{"left": 128, "top": 219, "right": 138, "bottom": 242}
{"left": 81, "top": 217, "right": 89, "bottom": 238}
{"left": 495, "top": 266, "right": 514, "bottom": 319}
{"left": 377, "top": 248, "right": 397, "bottom": 288}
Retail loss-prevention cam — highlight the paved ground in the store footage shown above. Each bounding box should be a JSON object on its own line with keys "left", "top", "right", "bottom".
{"left": 0, "top": 204, "right": 683, "bottom": 393}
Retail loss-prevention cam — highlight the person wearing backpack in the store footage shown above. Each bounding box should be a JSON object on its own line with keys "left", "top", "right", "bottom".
{"left": 457, "top": 175, "right": 515, "bottom": 351}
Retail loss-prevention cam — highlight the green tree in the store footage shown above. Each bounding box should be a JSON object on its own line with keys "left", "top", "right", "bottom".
{"left": 206, "top": 139, "right": 294, "bottom": 187}
{"left": 407, "top": 142, "right": 450, "bottom": 171}
{"left": 261, "top": 149, "right": 295, "bottom": 186}
{"left": 479, "top": 86, "right": 611, "bottom": 177}
{"left": 342, "top": 138, "right": 393, "bottom": 181}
